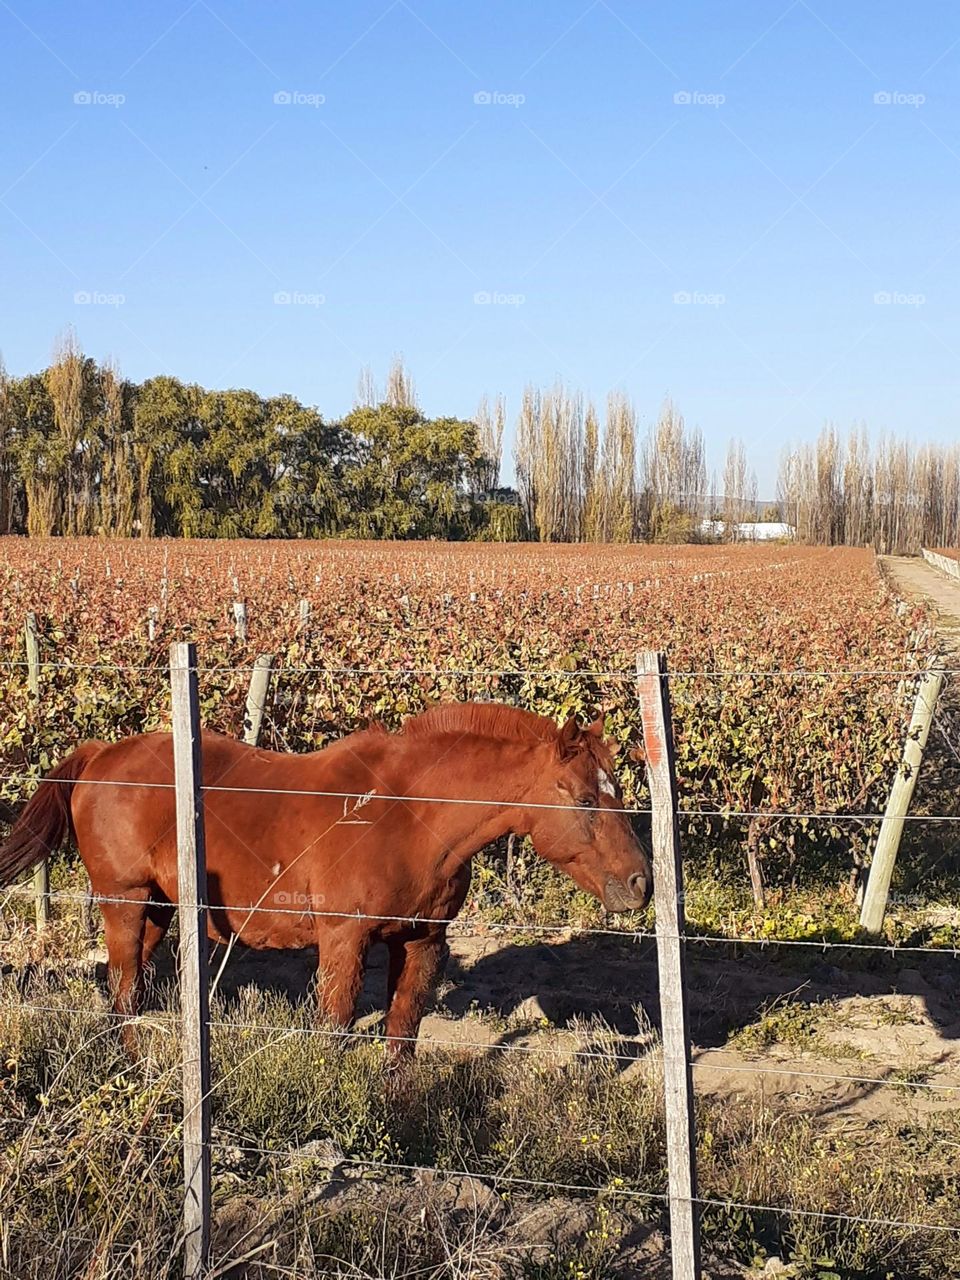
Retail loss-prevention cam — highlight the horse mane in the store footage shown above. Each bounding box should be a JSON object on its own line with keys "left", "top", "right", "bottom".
{"left": 397, "top": 701, "right": 613, "bottom": 768}
{"left": 400, "top": 701, "right": 558, "bottom": 747}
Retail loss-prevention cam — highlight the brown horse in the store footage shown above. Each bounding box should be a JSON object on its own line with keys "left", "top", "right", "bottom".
{"left": 0, "top": 702, "right": 651, "bottom": 1054}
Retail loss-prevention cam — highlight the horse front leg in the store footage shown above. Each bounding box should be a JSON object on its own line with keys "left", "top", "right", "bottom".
{"left": 384, "top": 926, "right": 448, "bottom": 1060}
{"left": 315, "top": 921, "right": 370, "bottom": 1034}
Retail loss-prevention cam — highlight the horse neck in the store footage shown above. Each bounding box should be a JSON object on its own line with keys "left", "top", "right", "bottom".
{"left": 395, "top": 732, "right": 544, "bottom": 858}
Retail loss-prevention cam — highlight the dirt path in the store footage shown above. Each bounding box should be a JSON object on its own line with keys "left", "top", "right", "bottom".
{"left": 882, "top": 554, "right": 960, "bottom": 653}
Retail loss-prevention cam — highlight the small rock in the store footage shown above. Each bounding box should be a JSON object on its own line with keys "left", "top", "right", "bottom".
{"left": 514, "top": 995, "right": 549, "bottom": 1023}
{"left": 212, "top": 1194, "right": 266, "bottom": 1252}
{"left": 417, "top": 1171, "right": 505, "bottom": 1227}
{"left": 761, "top": 1257, "right": 798, "bottom": 1276}
{"left": 510, "top": 1195, "right": 630, "bottom": 1251}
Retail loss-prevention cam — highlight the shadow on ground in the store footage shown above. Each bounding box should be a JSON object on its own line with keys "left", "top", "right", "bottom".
{"left": 123, "top": 925, "right": 959, "bottom": 1053}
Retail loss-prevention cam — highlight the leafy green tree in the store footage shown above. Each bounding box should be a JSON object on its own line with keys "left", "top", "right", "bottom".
{"left": 339, "top": 402, "right": 486, "bottom": 539}
{"left": 133, "top": 377, "right": 202, "bottom": 536}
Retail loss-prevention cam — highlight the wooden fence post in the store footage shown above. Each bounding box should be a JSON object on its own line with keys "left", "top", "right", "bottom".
{"left": 860, "top": 663, "right": 945, "bottom": 934}
{"left": 170, "top": 642, "right": 212, "bottom": 1279}
{"left": 243, "top": 654, "right": 274, "bottom": 747}
{"left": 637, "top": 651, "right": 701, "bottom": 1280}
{"left": 298, "top": 598, "right": 311, "bottom": 630}
{"left": 24, "top": 613, "right": 40, "bottom": 695}
{"left": 232, "top": 600, "right": 247, "bottom": 642}
{"left": 24, "top": 614, "right": 49, "bottom": 928}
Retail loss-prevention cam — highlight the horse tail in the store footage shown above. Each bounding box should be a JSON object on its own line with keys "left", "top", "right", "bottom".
{"left": 0, "top": 743, "right": 103, "bottom": 886}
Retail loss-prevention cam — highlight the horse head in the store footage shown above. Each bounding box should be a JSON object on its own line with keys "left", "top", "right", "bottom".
{"left": 523, "top": 713, "right": 653, "bottom": 913}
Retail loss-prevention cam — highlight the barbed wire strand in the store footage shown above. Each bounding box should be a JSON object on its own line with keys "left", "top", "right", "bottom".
{"left": 167, "top": 1136, "right": 960, "bottom": 1235}
{"left": 2, "top": 1117, "right": 955, "bottom": 1242}
{"left": 689, "top": 1056, "right": 960, "bottom": 1092}
{"left": 0, "top": 656, "right": 951, "bottom": 679}
{"left": 0, "top": 885, "right": 654, "bottom": 938}
{"left": 0, "top": 1002, "right": 650, "bottom": 1066}
{"left": 5, "top": 768, "right": 960, "bottom": 826}
{"left": 3, "top": 884, "right": 960, "bottom": 955}
{"left": 4, "top": 995, "right": 959, "bottom": 1093}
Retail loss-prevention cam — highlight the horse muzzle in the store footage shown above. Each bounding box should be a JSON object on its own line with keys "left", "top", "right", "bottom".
{"left": 602, "top": 872, "right": 651, "bottom": 913}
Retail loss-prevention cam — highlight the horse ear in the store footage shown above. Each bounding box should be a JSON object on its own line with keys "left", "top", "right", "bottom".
{"left": 557, "top": 714, "right": 582, "bottom": 759}
{"left": 586, "top": 713, "right": 605, "bottom": 739}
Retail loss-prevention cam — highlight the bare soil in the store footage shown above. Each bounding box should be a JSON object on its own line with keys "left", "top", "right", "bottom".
{"left": 182, "top": 928, "right": 958, "bottom": 1131}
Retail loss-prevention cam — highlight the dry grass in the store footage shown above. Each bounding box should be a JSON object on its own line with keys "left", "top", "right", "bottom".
{"left": 0, "top": 966, "right": 959, "bottom": 1279}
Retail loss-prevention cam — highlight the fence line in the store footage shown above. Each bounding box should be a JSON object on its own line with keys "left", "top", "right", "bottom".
{"left": 4, "top": 884, "right": 960, "bottom": 956}
{"left": 187, "top": 1138, "right": 960, "bottom": 1234}
{"left": 58, "top": 1128, "right": 960, "bottom": 1239}
{"left": 1, "top": 885, "right": 656, "bottom": 937}
{"left": 3, "top": 644, "right": 960, "bottom": 1280}
{"left": 691, "top": 1194, "right": 960, "bottom": 1235}
{"left": 0, "top": 655, "right": 953, "bottom": 679}
{"left": 214, "top": 1137, "right": 960, "bottom": 1234}
{"left": 1, "top": 1003, "right": 651, "bottom": 1064}
{"left": 7, "top": 996, "right": 959, "bottom": 1095}
{"left": 689, "top": 1057, "right": 960, "bottom": 1093}
{"left": 5, "top": 768, "right": 960, "bottom": 826}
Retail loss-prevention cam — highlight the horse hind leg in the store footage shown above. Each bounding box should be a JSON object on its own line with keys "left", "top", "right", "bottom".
{"left": 138, "top": 899, "right": 175, "bottom": 1019}
{"left": 99, "top": 889, "right": 149, "bottom": 1057}
{"left": 142, "top": 898, "right": 174, "bottom": 973}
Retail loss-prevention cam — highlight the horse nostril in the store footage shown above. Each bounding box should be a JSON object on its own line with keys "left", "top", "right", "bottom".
{"left": 627, "top": 872, "right": 647, "bottom": 900}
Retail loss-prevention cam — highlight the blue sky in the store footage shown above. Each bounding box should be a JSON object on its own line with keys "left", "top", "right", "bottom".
{"left": 1, "top": 1, "right": 959, "bottom": 491}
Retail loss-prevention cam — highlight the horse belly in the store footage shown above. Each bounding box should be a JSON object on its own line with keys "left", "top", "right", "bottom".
{"left": 202, "top": 860, "right": 320, "bottom": 949}
{"left": 199, "top": 794, "right": 329, "bottom": 948}
{"left": 207, "top": 904, "right": 316, "bottom": 950}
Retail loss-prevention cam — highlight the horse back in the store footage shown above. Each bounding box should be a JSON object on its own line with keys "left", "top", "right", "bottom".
{"left": 69, "top": 729, "right": 405, "bottom": 942}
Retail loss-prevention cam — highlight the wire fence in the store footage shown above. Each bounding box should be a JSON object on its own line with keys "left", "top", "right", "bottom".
{"left": 7, "top": 766, "right": 960, "bottom": 825}
{"left": 4, "top": 882, "right": 960, "bottom": 954}
{"left": 1, "top": 646, "right": 959, "bottom": 1279}
{"left": 0, "top": 656, "right": 956, "bottom": 678}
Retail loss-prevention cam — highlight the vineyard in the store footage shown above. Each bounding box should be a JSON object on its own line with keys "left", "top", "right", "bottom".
{"left": 0, "top": 539, "right": 933, "bottom": 885}
{"left": 2, "top": 538, "right": 960, "bottom": 1280}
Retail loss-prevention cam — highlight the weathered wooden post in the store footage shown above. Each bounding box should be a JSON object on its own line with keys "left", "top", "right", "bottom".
{"left": 243, "top": 654, "right": 274, "bottom": 747}
{"left": 298, "top": 598, "right": 311, "bottom": 630}
{"left": 860, "top": 662, "right": 945, "bottom": 934}
{"left": 24, "top": 613, "right": 40, "bottom": 695}
{"left": 169, "top": 642, "right": 212, "bottom": 1278}
{"left": 24, "top": 614, "right": 48, "bottom": 928}
{"left": 637, "top": 651, "right": 701, "bottom": 1280}
{"left": 505, "top": 832, "right": 516, "bottom": 902}
{"left": 232, "top": 600, "right": 247, "bottom": 642}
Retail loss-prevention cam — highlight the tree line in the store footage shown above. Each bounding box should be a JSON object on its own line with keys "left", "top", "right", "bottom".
{"left": 1, "top": 333, "right": 956, "bottom": 552}
{"left": 0, "top": 336, "right": 515, "bottom": 541}
{"left": 777, "top": 426, "right": 960, "bottom": 554}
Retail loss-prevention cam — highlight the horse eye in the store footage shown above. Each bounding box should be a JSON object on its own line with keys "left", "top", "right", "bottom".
{"left": 577, "top": 795, "right": 597, "bottom": 808}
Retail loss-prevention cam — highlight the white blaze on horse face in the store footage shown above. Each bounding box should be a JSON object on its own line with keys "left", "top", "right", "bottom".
{"left": 598, "top": 769, "right": 617, "bottom": 798}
